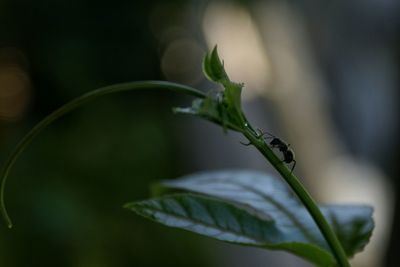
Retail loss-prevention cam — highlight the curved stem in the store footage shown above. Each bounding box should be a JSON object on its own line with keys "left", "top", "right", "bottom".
{"left": 243, "top": 130, "right": 351, "bottom": 267}
{"left": 0, "top": 81, "right": 206, "bottom": 228}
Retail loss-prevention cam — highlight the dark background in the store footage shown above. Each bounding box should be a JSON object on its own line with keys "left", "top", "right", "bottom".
{"left": 0, "top": 0, "right": 399, "bottom": 266}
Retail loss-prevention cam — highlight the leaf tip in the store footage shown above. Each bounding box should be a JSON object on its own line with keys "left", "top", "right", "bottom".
{"left": 202, "top": 45, "right": 229, "bottom": 83}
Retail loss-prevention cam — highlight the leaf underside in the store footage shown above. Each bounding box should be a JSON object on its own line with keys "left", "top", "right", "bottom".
{"left": 126, "top": 170, "right": 374, "bottom": 267}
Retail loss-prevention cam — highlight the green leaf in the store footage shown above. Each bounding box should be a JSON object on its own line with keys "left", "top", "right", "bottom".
{"left": 223, "top": 81, "right": 244, "bottom": 122}
{"left": 175, "top": 47, "right": 247, "bottom": 131}
{"left": 152, "top": 170, "right": 374, "bottom": 266}
{"left": 125, "top": 193, "right": 277, "bottom": 245}
{"left": 125, "top": 193, "right": 334, "bottom": 267}
{"left": 202, "top": 45, "right": 229, "bottom": 83}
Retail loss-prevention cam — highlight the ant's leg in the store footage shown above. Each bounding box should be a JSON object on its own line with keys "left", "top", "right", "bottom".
{"left": 240, "top": 141, "right": 252, "bottom": 146}
{"left": 255, "top": 128, "right": 264, "bottom": 138}
{"left": 262, "top": 131, "right": 275, "bottom": 139}
{"left": 290, "top": 160, "right": 297, "bottom": 173}
{"left": 256, "top": 128, "right": 269, "bottom": 139}
{"left": 256, "top": 128, "right": 275, "bottom": 139}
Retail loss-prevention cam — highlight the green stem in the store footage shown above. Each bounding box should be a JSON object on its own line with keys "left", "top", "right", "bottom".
{"left": 0, "top": 81, "right": 206, "bottom": 228}
{"left": 243, "top": 130, "right": 351, "bottom": 267}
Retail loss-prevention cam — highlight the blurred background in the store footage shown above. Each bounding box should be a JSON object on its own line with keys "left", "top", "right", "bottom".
{"left": 0, "top": 0, "right": 399, "bottom": 266}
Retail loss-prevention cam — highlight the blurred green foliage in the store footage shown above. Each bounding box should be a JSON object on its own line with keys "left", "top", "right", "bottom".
{"left": 0, "top": 0, "right": 216, "bottom": 266}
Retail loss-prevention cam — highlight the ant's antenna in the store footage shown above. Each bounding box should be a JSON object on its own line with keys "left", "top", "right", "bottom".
{"left": 256, "top": 128, "right": 275, "bottom": 139}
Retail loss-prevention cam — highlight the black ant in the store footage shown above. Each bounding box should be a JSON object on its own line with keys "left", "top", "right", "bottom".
{"left": 241, "top": 130, "right": 297, "bottom": 172}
